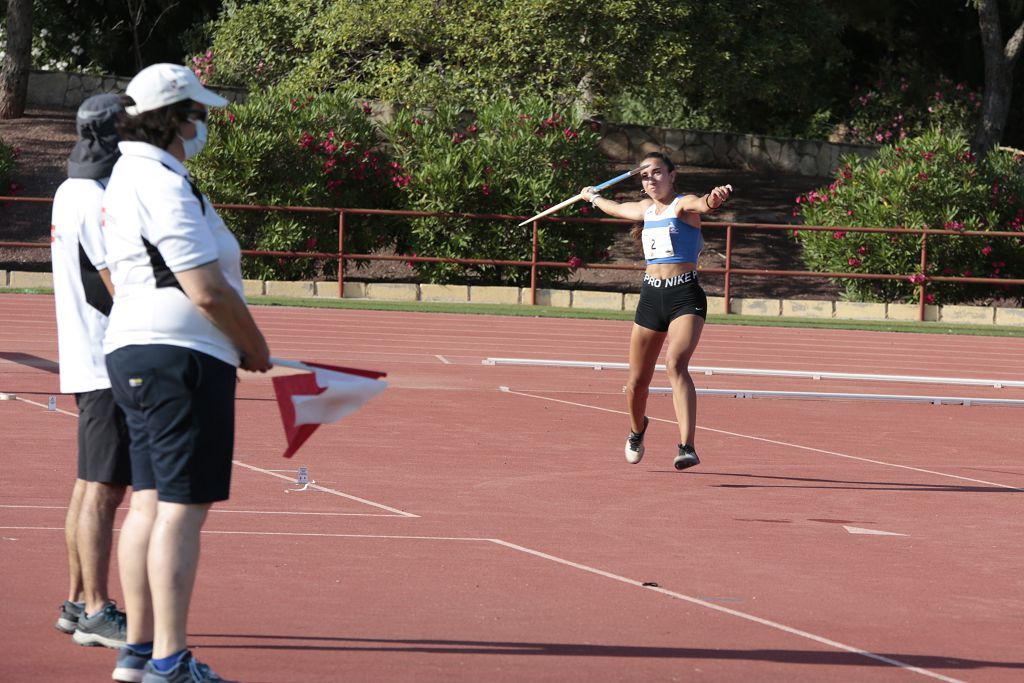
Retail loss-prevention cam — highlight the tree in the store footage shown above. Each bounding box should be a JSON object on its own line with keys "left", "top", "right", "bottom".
{"left": 0, "top": 0, "right": 33, "bottom": 119}
{"left": 972, "top": 0, "right": 1024, "bottom": 155}
{"left": 204, "top": 0, "right": 845, "bottom": 136}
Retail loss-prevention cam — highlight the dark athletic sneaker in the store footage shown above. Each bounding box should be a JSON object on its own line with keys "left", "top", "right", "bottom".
{"left": 142, "top": 651, "right": 234, "bottom": 683}
{"left": 56, "top": 600, "right": 83, "bottom": 634}
{"left": 113, "top": 645, "right": 152, "bottom": 682}
{"left": 73, "top": 601, "right": 127, "bottom": 648}
{"left": 673, "top": 444, "right": 701, "bottom": 470}
{"left": 624, "top": 416, "right": 649, "bottom": 464}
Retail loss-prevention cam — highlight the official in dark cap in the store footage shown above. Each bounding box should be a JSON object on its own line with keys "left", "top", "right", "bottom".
{"left": 50, "top": 92, "right": 131, "bottom": 653}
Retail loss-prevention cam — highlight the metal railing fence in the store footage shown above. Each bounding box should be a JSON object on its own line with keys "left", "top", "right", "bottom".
{"left": 2, "top": 196, "right": 1022, "bottom": 322}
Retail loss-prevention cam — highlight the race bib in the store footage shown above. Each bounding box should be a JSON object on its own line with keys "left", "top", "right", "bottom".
{"left": 643, "top": 225, "right": 674, "bottom": 260}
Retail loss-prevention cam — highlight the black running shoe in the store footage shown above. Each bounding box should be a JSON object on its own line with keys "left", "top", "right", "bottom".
{"left": 673, "top": 444, "right": 700, "bottom": 470}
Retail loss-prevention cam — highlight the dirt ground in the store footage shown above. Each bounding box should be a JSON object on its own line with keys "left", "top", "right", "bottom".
{"left": 0, "top": 107, "right": 839, "bottom": 300}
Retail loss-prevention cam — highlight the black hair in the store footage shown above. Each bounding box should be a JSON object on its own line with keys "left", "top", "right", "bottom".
{"left": 116, "top": 96, "right": 195, "bottom": 150}
{"left": 642, "top": 150, "right": 675, "bottom": 173}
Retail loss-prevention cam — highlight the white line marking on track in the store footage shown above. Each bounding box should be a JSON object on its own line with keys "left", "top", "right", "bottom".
{"left": 0, "top": 524, "right": 964, "bottom": 682}
{"left": 13, "top": 396, "right": 79, "bottom": 417}
{"left": 487, "top": 538, "right": 963, "bottom": 683}
{"left": 3, "top": 398, "right": 430, "bottom": 510}
{"left": 435, "top": 354, "right": 452, "bottom": 364}
{"left": 844, "top": 526, "right": 907, "bottom": 536}
{"left": 0, "top": 504, "right": 403, "bottom": 517}
{"left": 214, "top": 509, "right": 401, "bottom": 517}
{"left": 499, "top": 387, "right": 1024, "bottom": 492}
{"left": 484, "top": 357, "right": 1024, "bottom": 388}
{"left": 233, "top": 461, "right": 420, "bottom": 517}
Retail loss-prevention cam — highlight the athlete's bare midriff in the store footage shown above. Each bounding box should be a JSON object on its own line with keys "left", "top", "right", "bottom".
{"left": 645, "top": 261, "right": 697, "bottom": 278}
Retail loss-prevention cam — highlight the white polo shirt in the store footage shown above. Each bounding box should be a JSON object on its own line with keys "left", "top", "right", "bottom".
{"left": 102, "top": 141, "right": 244, "bottom": 367}
{"left": 51, "top": 177, "right": 113, "bottom": 394}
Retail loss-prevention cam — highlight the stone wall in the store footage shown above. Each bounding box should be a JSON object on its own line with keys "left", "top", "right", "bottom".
{"left": 4, "top": 269, "right": 1019, "bottom": 326}
{"left": 27, "top": 70, "right": 869, "bottom": 177}
{"left": 597, "top": 122, "right": 880, "bottom": 177}
{"left": 27, "top": 70, "right": 247, "bottom": 110}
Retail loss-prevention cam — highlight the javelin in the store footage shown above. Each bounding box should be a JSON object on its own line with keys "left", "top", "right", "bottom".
{"left": 517, "top": 162, "right": 651, "bottom": 226}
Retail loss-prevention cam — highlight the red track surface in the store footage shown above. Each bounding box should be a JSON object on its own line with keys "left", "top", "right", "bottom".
{"left": 2, "top": 293, "right": 1023, "bottom": 682}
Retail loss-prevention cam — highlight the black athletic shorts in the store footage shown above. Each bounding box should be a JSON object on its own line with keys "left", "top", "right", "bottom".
{"left": 106, "top": 345, "right": 237, "bottom": 504}
{"left": 634, "top": 271, "right": 708, "bottom": 332}
{"left": 75, "top": 389, "right": 131, "bottom": 485}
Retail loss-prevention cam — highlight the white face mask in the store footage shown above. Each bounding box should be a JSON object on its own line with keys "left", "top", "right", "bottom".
{"left": 178, "top": 119, "right": 208, "bottom": 160}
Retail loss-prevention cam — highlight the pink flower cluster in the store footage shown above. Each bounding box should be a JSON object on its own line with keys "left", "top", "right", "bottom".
{"left": 795, "top": 189, "right": 831, "bottom": 206}
{"left": 191, "top": 51, "right": 215, "bottom": 84}
{"left": 297, "top": 129, "right": 411, "bottom": 193}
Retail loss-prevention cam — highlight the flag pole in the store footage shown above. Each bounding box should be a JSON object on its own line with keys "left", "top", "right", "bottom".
{"left": 270, "top": 357, "right": 314, "bottom": 372}
{"left": 516, "top": 162, "right": 650, "bottom": 227}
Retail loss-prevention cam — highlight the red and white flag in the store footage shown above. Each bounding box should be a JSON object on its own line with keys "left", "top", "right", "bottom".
{"left": 271, "top": 358, "right": 388, "bottom": 458}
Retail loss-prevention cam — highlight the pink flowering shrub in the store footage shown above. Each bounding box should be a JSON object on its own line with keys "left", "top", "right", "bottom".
{"left": 795, "top": 129, "right": 1024, "bottom": 304}
{"left": 382, "top": 95, "right": 610, "bottom": 286}
{"left": 190, "top": 51, "right": 216, "bottom": 84}
{"left": 839, "top": 69, "right": 981, "bottom": 145}
{"left": 189, "top": 86, "right": 407, "bottom": 281}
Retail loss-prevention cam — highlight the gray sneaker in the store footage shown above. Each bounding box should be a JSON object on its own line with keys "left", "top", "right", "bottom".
{"left": 113, "top": 645, "right": 152, "bottom": 682}
{"left": 142, "top": 651, "right": 234, "bottom": 683}
{"left": 72, "top": 602, "right": 127, "bottom": 648}
{"left": 55, "top": 600, "right": 84, "bottom": 634}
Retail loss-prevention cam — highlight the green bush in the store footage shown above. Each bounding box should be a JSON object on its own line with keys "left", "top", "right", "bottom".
{"left": 188, "top": 86, "right": 407, "bottom": 281}
{"left": 838, "top": 66, "right": 982, "bottom": 145}
{"left": 381, "top": 95, "right": 613, "bottom": 285}
{"left": 795, "top": 129, "right": 1024, "bottom": 304}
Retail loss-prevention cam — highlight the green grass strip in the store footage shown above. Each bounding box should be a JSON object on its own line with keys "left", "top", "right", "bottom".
{"left": 3, "top": 288, "right": 1019, "bottom": 337}
{"left": 252, "top": 295, "right": 1024, "bottom": 337}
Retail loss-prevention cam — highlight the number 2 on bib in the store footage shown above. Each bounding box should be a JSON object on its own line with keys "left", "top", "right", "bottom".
{"left": 642, "top": 225, "right": 674, "bottom": 260}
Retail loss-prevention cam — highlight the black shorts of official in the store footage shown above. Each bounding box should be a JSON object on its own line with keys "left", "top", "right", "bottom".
{"left": 74, "top": 389, "right": 131, "bottom": 485}
{"left": 106, "top": 345, "right": 237, "bottom": 504}
{"left": 634, "top": 272, "right": 708, "bottom": 332}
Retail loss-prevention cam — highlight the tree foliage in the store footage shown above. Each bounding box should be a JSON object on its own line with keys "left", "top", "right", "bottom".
{"left": 187, "top": 84, "right": 407, "bottom": 281}
{"left": 205, "top": 0, "right": 844, "bottom": 136}
{"left": 382, "top": 94, "right": 611, "bottom": 285}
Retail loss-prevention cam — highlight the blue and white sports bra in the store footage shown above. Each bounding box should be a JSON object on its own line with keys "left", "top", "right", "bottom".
{"left": 642, "top": 195, "right": 703, "bottom": 265}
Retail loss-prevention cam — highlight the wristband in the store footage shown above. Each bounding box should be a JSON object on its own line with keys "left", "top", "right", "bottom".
{"left": 591, "top": 194, "right": 602, "bottom": 208}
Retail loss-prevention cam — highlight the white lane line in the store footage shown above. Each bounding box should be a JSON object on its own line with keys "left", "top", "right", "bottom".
{"left": 844, "top": 526, "right": 907, "bottom": 536}
{"left": 0, "top": 504, "right": 401, "bottom": 518}
{"left": 499, "top": 387, "right": 1024, "bottom": 493}
{"left": 1, "top": 396, "right": 423, "bottom": 517}
{"left": 483, "top": 357, "right": 1024, "bottom": 388}
{"left": 0, "top": 524, "right": 963, "bottom": 683}
{"left": 12, "top": 395, "right": 79, "bottom": 417}
{"left": 435, "top": 354, "right": 452, "bottom": 365}
{"left": 487, "top": 539, "right": 963, "bottom": 683}
{"left": 232, "top": 461, "right": 420, "bottom": 518}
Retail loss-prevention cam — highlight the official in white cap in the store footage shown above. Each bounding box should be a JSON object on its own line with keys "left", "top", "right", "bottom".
{"left": 101, "top": 63, "right": 271, "bottom": 683}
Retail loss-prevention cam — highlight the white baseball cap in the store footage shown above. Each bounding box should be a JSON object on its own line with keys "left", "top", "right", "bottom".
{"left": 124, "top": 63, "right": 228, "bottom": 115}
